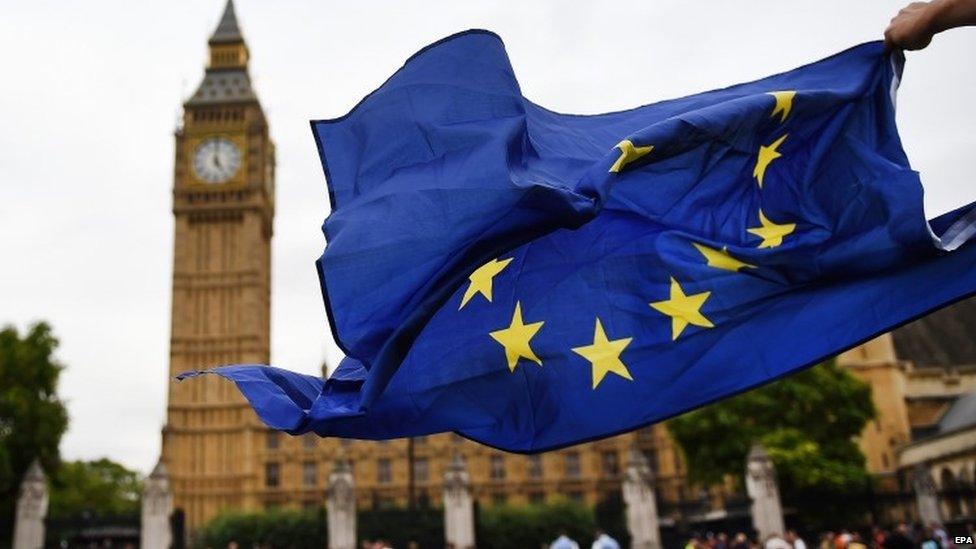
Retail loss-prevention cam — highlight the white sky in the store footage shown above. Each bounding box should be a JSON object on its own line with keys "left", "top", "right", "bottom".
{"left": 1, "top": 1, "right": 973, "bottom": 474}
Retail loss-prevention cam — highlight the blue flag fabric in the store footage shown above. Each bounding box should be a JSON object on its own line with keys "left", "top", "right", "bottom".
{"left": 182, "top": 30, "right": 976, "bottom": 452}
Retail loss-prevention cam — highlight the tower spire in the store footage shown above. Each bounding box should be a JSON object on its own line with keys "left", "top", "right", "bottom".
{"left": 201, "top": 0, "right": 249, "bottom": 73}
{"left": 187, "top": 1, "right": 256, "bottom": 107}
{"left": 209, "top": 0, "right": 243, "bottom": 44}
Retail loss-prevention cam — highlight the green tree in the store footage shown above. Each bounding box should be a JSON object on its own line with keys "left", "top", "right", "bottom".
{"left": 667, "top": 360, "right": 876, "bottom": 527}
{"left": 49, "top": 459, "right": 142, "bottom": 518}
{"left": 0, "top": 322, "right": 69, "bottom": 537}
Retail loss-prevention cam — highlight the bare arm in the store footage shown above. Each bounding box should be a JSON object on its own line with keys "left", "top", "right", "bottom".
{"left": 885, "top": 0, "right": 976, "bottom": 51}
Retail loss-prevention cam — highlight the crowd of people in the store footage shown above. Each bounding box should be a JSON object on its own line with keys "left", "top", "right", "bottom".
{"left": 359, "top": 541, "right": 395, "bottom": 549}
{"left": 431, "top": 523, "right": 976, "bottom": 549}
{"left": 547, "top": 529, "right": 622, "bottom": 548}
{"left": 679, "top": 530, "right": 803, "bottom": 549}
{"left": 223, "top": 522, "right": 975, "bottom": 549}
{"left": 677, "top": 523, "right": 976, "bottom": 549}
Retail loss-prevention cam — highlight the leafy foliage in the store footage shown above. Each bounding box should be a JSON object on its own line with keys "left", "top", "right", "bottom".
{"left": 667, "top": 360, "right": 876, "bottom": 527}
{"left": 477, "top": 499, "right": 596, "bottom": 549}
{"left": 358, "top": 506, "right": 442, "bottom": 547}
{"left": 594, "top": 491, "right": 631, "bottom": 547}
{"left": 196, "top": 508, "right": 326, "bottom": 549}
{"left": 49, "top": 458, "right": 142, "bottom": 518}
{"left": 196, "top": 499, "right": 607, "bottom": 549}
{"left": 0, "top": 323, "right": 69, "bottom": 537}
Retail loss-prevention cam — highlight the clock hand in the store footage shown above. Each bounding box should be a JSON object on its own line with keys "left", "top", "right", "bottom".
{"left": 214, "top": 152, "right": 222, "bottom": 169}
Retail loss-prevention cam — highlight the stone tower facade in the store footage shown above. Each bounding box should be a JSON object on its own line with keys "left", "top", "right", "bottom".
{"left": 160, "top": 0, "right": 275, "bottom": 531}
{"left": 837, "top": 334, "right": 913, "bottom": 476}
{"left": 160, "top": 1, "right": 976, "bottom": 534}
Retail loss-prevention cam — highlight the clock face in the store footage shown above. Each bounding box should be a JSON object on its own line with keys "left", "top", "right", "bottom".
{"left": 192, "top": 137, "right": 241, "bottom": 184}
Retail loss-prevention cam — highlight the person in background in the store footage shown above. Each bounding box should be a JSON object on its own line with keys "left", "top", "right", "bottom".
{"left": 764, "top": 533, "right": 791, "bottom": 549}
{"left": 731, "top": 532, "right": 750, "bottom": 549}
{"left": 882, "top": 523, "right": 915, "bottom": 549}
{"left": 885, "top": 0, "right": 976, "bottom": 50}
{"left": 848, "top": 532, "right": 869, "bottom": 549}
{"left": 920, "top": 527, "right": 940, "bottom": 549}
{"left": 714, "top": 533, "right": 730, "bottom": 549}
{"left": 591, "top": 529, "right": 620, "bottom": 549}
{"left": 551, "top": 531, "right": 581, "bottom": 549}
{"left": 930, "top": 523, "right": 951, "bottom": 549}
{"left": 871, "top": 527, "right": 887, "bottom": 549}
{"left": 786, "top": 530, "right": 807, "bottom": 549}
{"left": 836, "top": 530, "right": 853, "bottom": 549}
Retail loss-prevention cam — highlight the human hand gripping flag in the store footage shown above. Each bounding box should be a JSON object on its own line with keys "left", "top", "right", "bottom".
{"left": 180, "top": 30, "right": 976, "bottom": 452}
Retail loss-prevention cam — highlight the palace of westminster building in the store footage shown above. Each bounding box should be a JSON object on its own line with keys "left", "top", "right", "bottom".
{"left": 161, "top": 1, "right": 976, "bottom": 532}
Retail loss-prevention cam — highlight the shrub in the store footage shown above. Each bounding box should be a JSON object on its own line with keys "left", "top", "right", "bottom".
{"left": 477, "top": 499, "right": 596, "bottom": 549}
{"left": 195, "top": 498, "right": 616, "bottom": 549}
{"left": 195, "top": 507, "right": 325, "bottom": 549}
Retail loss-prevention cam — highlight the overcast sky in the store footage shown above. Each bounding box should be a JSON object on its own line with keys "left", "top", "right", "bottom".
{"left": 1, "top": 1, "right": 973, "bottom": 474}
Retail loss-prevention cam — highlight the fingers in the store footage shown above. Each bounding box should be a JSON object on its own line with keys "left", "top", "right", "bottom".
{"left": 884, "top": 1, "right": 937, "bottom": 51}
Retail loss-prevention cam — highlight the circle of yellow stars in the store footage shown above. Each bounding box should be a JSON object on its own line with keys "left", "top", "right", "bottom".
{"left": 460, "top": 90, "right": 801, "bottom": 390}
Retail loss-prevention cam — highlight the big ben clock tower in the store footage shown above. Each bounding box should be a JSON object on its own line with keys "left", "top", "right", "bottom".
{"left": 161, "top": 0, "right": 274, "bottom": 531}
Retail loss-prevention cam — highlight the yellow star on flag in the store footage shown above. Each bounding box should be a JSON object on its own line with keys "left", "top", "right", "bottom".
{"left": 459, "top": 257, "right": 513, "bottom": 310}
{"left": 747, "top": 210, "right": 796, "bottom": 249}
{"left": 490, "top": 302, "right": 545, "bottom": 372}
{"left": 609, "top": 139, "right": 653, "bottom": 173}
{"left": 572, "top": 318, "right": 634, "bottom": 389}
{"left": 768, "top": 91, "right": 796, "bottom": 123}
{"left": 753, "top": 134, "right": 788, "bottom": 188}
{"left": 650, "top": 277, "right": 714, "bottom": 340}
{"left": 692, "top": 243, "right": 755, "bottom": 272}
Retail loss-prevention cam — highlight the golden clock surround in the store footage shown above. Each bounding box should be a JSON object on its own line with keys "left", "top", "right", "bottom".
{"left": 186, "top": 133, "right": 247, "bottom": 187}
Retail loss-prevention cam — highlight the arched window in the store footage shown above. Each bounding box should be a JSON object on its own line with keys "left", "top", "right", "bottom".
{"left": 940, "top": 467, "right": 961, "bottom": 518}
{"left": 959, "top": 467, "right": 973, "bottom": 486}
{"left": 958, "top": 466, "right": 974, "bottom": 516}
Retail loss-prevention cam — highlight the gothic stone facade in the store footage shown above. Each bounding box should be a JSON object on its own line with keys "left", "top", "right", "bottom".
{"left": 161, "top": 1, "right": 976, "bottom": 533}
{"left": 160, "top": 0, "right": 275, "bottom": 531}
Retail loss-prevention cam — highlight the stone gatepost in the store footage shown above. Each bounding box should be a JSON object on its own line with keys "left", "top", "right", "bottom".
{"left": 13, "top": 460, "right": 48, "bottom": 549}
{"left": 622, "top": 447, "right": 661, "bottom": 549}
{"left": 327, "top": 458, "right": 356, "bottom": 549}
{"left": 745, "top": 444, "right": 785, "bottom": 541}
{"left": 443, "top": 453, "right": 475, "bottom": 549}
{"left": 141, "top": 459, "right": 173, "bottom": 549}
{"left": 912, "top": 464, "right": 941, "bottom": 525}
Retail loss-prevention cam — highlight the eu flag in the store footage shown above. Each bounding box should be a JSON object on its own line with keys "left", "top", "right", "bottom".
{"left": 182, "top": 31, "right": 976, "bottom": 452}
